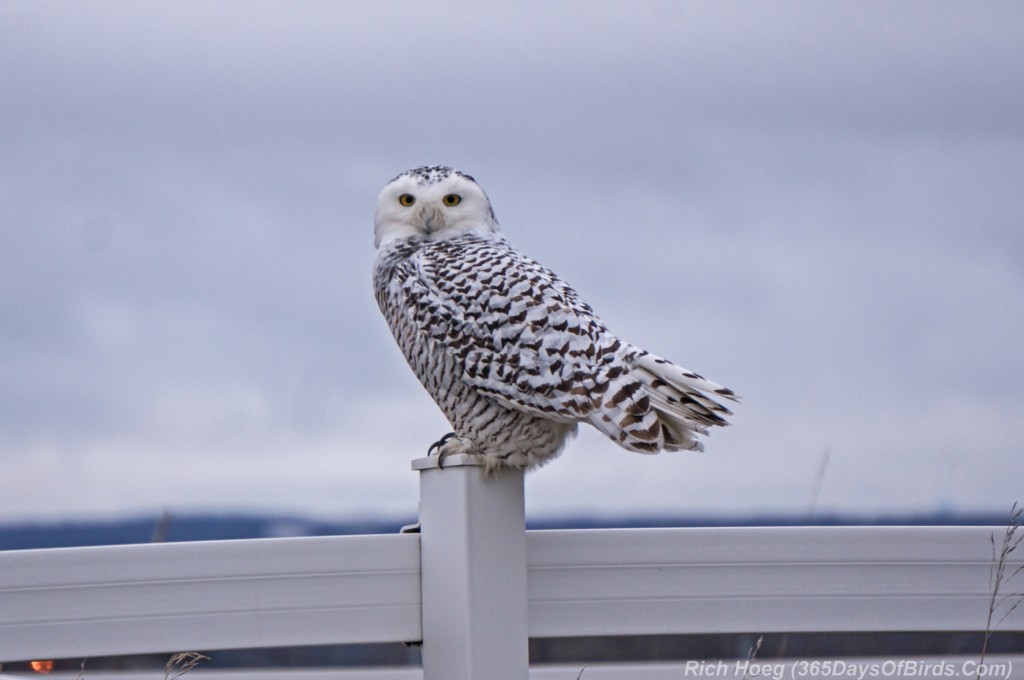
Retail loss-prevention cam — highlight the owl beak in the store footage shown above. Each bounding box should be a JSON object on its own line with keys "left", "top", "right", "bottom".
{"left": 418, "top": 203, "right": 446, "bottom": 233}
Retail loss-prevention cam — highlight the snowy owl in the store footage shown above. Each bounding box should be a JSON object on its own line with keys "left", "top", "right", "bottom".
{"left": 373, "top": 165, "right": 738, "bottom": 471}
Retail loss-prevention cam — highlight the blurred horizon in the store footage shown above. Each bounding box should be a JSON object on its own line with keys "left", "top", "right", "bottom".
{"left": 3, "top": 505, "right": 1019, "bottom": 552}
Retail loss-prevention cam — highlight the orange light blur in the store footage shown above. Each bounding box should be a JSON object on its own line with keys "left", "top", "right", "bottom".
{"left": 29, "top": 660, "right": 55, "bottom": 673}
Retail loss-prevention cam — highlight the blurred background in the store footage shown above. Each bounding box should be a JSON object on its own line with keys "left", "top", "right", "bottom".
{"left": 2, "top": 1, "right": 1022, "bottom": 536}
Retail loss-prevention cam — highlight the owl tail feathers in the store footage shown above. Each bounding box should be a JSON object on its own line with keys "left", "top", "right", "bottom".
{"left": 635, "top": 351, "right": 739, "bottom": 415}
{"left": 587, "top": 350, "right": 739, "bottom": 455}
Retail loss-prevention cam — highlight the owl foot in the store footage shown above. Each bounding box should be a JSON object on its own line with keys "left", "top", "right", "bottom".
{"left": 427, "top": 432, "right": 477, "bottom": 469}
{"left": 427, "top": 432, "right": 457, "bottom": 460}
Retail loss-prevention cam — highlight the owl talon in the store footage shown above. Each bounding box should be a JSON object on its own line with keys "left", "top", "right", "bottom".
{"left": 427, "top": 432, "right": 456, "bottom": 459}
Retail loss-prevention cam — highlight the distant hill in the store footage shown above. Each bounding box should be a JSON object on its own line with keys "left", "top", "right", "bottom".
{"left": 0, "top": 510, "right": 1012, "bottom": 551}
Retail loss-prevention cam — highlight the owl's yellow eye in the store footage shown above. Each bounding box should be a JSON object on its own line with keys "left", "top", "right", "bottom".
{"left": 398, "top": 194, "right": 416, "bottom": 207}
{"left": 442, "top": 194, "right": 462, "bottom": 206}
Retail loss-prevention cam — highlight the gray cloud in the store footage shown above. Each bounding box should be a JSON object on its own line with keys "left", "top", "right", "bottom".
{"left": 1, "top": 1, "right": 1022, "bottom": 521}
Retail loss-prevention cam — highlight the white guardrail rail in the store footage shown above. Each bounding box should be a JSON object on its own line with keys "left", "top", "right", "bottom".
{"left": 1, "top": 455, "right": 1022, "bottom": 679}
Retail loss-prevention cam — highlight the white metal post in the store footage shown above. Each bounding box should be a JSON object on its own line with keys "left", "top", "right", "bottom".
{"left": 413, "top": 453, "right": 530, "bottom": 680}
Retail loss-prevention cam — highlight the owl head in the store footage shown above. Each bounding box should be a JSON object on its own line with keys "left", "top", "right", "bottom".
{"left": 374, "top": 166, "right": 500, "bottom": 247}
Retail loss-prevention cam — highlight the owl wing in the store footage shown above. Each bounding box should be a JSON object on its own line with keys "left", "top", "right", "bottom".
{"left": 397, "top": 236, "right": 619, "bottom": 421}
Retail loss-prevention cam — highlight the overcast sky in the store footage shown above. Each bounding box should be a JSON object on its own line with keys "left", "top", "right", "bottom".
{"left": 2, "top": 2, "right": 1022, "bottom": 524}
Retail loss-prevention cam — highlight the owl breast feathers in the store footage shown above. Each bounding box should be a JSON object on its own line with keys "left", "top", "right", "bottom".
{"left": 373, "top": 166, "right": 737, "bottom": 471}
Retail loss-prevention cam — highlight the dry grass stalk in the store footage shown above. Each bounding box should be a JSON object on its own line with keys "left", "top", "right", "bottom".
{"left": 979, "top": 502, "right": 1023, "bottom": 678}
{"left": 741, "top": 635, "right": 765, "bottom": 680}
{"left": 164, "top": 652, "right": 210, "bottom": 680}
